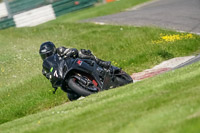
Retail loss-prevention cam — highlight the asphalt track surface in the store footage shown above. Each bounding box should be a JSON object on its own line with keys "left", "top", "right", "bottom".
{"left": 85, "top": 0, "right": 200, "bottom": 34}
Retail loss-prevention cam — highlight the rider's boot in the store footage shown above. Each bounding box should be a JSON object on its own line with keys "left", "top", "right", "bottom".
{"left": 98, "top": 60, "right": 111, "bottom": 69}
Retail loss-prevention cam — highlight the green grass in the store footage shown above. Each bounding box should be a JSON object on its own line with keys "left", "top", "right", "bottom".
{"left": 0, "top": 0, "right": 200, "bottom": 132}
{"left": 1, "top": 61, "right": 200, "bottom": 133}
{"left": 1, "top": 23, "right": 199, "bottom": 126}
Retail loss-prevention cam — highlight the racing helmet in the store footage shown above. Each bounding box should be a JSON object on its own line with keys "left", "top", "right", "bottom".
{"left": 39, "top": 41, "right": 56, "bottom": 60}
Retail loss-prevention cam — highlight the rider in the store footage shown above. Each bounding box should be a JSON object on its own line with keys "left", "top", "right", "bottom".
{"left": 39, "top": 41, "right": 111, "bottom": 100}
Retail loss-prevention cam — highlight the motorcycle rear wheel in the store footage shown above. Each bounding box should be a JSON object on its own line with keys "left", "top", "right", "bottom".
{"left": 68, "top": 78, "right": 97, "bottom": 97}
{"left": 115, "top": 70, "right": 133, "bottom": 86}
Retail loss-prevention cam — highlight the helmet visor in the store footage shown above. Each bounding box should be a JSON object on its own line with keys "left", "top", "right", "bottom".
{"left": 40, "top": 51, "right": 54, "bottom": 60}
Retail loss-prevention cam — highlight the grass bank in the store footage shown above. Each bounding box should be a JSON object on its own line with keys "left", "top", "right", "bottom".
{"left": 0, "top": 22, "right": 199, "bottom": 125}
{"left": 1, "top": 61, "right": 200, "bottom": 133}
{"left": 0, "top": 0, "right": 200, "bottom": 127}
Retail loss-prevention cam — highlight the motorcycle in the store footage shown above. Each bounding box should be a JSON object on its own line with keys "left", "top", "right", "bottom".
{"left": 43, "top": 54, "right": 133, "bottom": 100}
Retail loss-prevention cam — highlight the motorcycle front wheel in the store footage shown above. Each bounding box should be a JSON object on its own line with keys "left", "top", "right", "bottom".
{"left": 67, "top": 92, "right": 81, "bottom": 101}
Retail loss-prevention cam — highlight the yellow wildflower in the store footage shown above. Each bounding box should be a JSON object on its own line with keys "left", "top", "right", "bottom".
{"left": 152, "top": 33, "right": 195, "bottom": 44}
{"left": 184, "top": 34, "right": 193, "bottom": 39}
{"left": 1, "top": 67, "right": 4, "bottom": 73}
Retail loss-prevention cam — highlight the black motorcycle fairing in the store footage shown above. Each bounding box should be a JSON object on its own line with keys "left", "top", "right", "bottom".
{"left": 62, "top": 58, "right": 130, "bottom": 92}
{"left": 43, "top": 55, "right": 104, "bottom": 93}
{"left": 43, "top": 54, "right": 66, "bottom": 87}
{"left": 60, "top": 58, "right": 103, "bottom": 94}
{"left": 63, "top": 58, "right": 104, "bottom": 89}
{"left": 42, "top": 54, "right": 133, "bottom": 97}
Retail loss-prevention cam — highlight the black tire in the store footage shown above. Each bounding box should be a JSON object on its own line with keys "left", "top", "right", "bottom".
{"left": 67, "top": 78, "right": 95, "bottom": 97}
{"left": 115, "top": 71, "right": 133, "bottom": 86}
{"left": 67, "top": 92, "right": 81, "bottom": 101}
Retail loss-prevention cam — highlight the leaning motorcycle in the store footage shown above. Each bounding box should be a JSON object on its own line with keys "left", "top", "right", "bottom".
{"left": 43, "top": 54, "right": 133, "bottom": 100}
